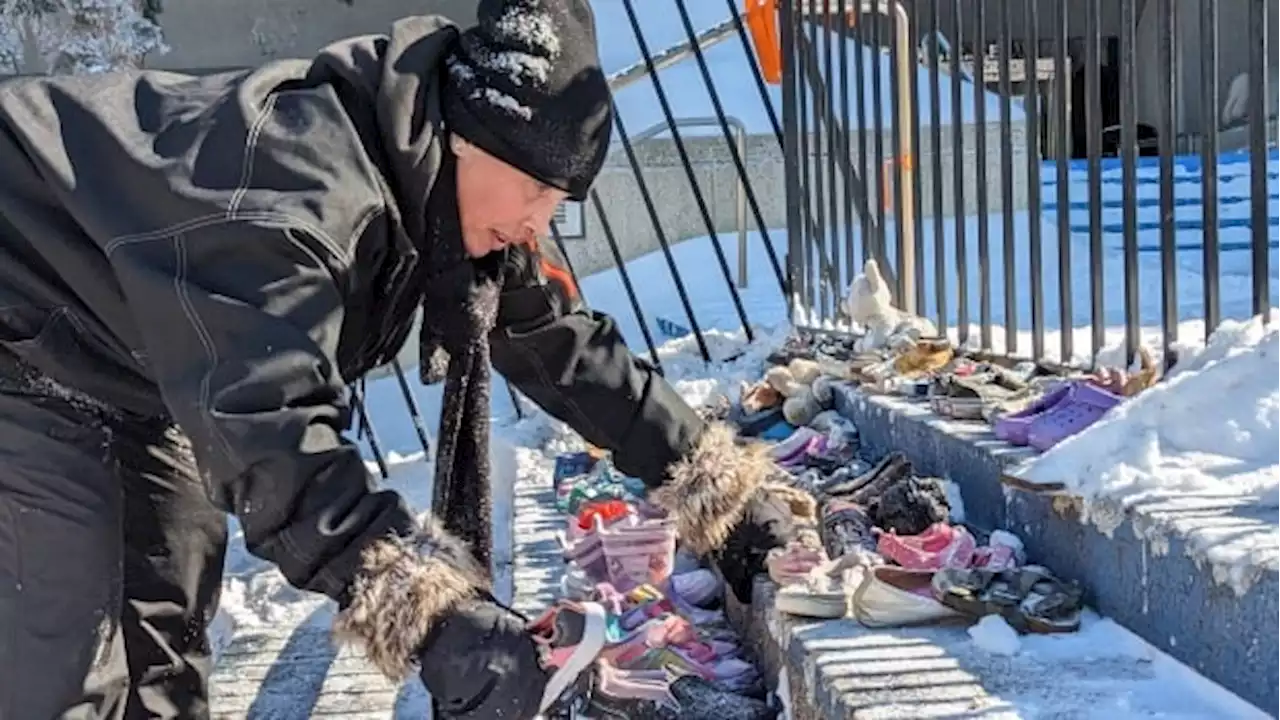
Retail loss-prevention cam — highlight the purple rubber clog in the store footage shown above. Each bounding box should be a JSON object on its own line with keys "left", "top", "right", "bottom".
{"left": 992, "top": 382, "right": 1072, "bottom": 446}
{"left": 1025, "top": 381, "right": 1124, "bottom": 451}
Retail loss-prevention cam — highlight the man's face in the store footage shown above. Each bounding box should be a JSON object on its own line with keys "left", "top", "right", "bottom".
{"left": 453, "top": 137, "right": 569, "bottom": 258}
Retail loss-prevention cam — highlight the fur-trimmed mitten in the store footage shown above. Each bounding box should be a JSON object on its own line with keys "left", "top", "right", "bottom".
{"left": 332, "top": 516, "right": 545, "bottom": 719}
{"left": 650, "top": 423, "right": 805, "bottom": 603}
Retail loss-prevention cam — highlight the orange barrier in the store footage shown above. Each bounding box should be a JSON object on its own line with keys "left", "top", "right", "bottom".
{"left": 744, "top": 0, "right": 782, "bottom": 85}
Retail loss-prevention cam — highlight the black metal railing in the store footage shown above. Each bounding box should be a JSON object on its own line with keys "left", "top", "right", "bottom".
{"left": 354, "top": 0, "right": 1276, "bottom": 474}
{"left": 780, "top": 0, "right": 1277, "bottom": 369}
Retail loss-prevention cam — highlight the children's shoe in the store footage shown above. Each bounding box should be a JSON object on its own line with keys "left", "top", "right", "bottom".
{"left": 562, "top": 565, "right": 597, "bottom": 600}
{"left": 561, "top": 515, "right": 610, "bottom": 582}
{"left": 971, "top": 529, "right": 1026, "bottom": 571}
{"left": 620, "top": 583, "right": 727, "bottom": 631}
{"left": 582, "top": 661, "right": 679, "bottom": 719}
{"left": 670, "top": 568, "right": 720, "bottom": 608}
{"left": 669, "top": 675, "right": 779, "bottom": 720}
{"left": 876, "top": 523, "right": 977, "bottom": 571}
{"left": 775, "top": 553, "right": 867, "bottom": 619}
{"left": 601, "top": 517, "right": 677, "bottom": 591}
{"left": 599, "top": 614, "right": 719, "bottom": 667}
{"left": 527, "top": 601, "right": 611, "bottom": 713}
{"left": 1025, "top": 380, "right": 1124, "bottom": 450}
{"left": 820, "top": 498, "right": 879, "bottom": 558}
{"left": 991, "top": 381, "right": 1072, "bottom": 445}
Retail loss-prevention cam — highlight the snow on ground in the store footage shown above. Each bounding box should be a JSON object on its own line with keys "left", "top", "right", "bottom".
{"left": 1012, "top": 316, "right": 1280, "bottom": 595}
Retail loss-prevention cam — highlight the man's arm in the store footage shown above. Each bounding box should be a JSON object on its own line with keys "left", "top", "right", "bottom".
{"left": 489, "top": 241, "right": 788, "bottom": 574}
{"left": 488, "top": 241, "right": 705, "bottom": 485}
{"left": 106, "top": 219, "right": 486, "bottom": 680}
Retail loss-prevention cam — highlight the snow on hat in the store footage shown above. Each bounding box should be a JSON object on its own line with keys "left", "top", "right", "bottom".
{"left": 443, "top": 0, "right": 613, "bottom": 201}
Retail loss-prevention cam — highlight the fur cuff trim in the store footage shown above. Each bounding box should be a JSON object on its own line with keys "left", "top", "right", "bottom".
{"left": 333, "top": 515, "right": 488, "bottom": 681}
{"left": 652, "top": 423, "right": 772, "bottom": 556}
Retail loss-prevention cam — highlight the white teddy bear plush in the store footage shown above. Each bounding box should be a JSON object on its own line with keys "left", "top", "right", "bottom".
{"left": 843, "top": 259, "right": 937, "bottom": 353}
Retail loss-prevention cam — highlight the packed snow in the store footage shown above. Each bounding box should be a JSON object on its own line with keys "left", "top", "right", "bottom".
{"left": 967, "top": 614, "right": 1022, "bottom": 656}
{"left": 1010, "top": 316, "right": 1280, "bottom": 595}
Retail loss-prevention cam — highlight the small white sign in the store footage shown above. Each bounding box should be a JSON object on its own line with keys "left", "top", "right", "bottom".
{"left": 552, "top": 201, "right": 585, "bottom": 239}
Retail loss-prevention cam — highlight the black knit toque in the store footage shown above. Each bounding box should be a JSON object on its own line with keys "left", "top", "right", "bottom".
{"left": 442, "top": 0, "right": 613, "bottom": 201}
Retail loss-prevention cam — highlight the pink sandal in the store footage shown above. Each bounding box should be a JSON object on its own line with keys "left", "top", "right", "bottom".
{"left": 876, "top": 523, "right": 977, "bottom": 571}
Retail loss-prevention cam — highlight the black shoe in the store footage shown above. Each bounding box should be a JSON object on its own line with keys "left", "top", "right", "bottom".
{"left": 669, "top": 676, "right": 778, "bottom": 720}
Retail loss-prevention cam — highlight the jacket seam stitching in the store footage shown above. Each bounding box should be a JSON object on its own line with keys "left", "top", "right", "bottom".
{"left": 105, "top": 212, "right": 349, "bottom": 265}
{"left": 228, "top": 95, "right": 280, "bottom": 219}
{"left": 171, "top": 233, "right": 243, "bottom": 471}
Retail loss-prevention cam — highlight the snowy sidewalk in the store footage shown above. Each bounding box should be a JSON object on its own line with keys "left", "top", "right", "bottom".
{"left": 734, "top": 578, "right": 1268, "bottom": 719}
{"left": 204, "top": 426, "right": 564, "bottom": 719}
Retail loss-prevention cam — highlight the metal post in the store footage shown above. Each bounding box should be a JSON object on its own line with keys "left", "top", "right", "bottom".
{"left": 860, "top": 0, "right": 917, "bottom": 314}
{"left": 736, "top": 127, "right": 749, "bottom": 288}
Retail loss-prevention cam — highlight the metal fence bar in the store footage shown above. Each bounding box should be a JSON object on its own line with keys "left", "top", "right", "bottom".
{"left": 838, "top": 0, "right": 856, "bottom": 282}
{"left": 997, "top": 0, "right": 1017, "bottom": 354}
{"left": 1120, "top": 0, "right": 1141, "bottom": 364}
{"left": 782, "top": 0, "right": 805, "bottom": 321}
{"left": 1025, "top": 0, "right": 1045, "bottom": 359}
{"left": 610, "top": 105, "right": 713, "bottom": 362}
{"left": 669, "top": 3, "right": 788, "bottom": 298}
{"left": 927, "top": 0, "right": 946, "bottom": 334}
{"left": 619, "top": 0, "right": 755, "bottom": 343}
{"left": 974, "top": 0, "right": 992, "bottom": 349}
{"left": 950, "top": 0, "right": 969, "bottom": 346}
{"left": 1054, "top": 0, "right": 1072, "bottom": 362}
{"left": 811, "top": 8, "right": 832, "bottom": 322}
{"left": 823, "top": 0, "right": 841, "bottom": 320}
{"left": 351, "top": 381, "right": 389, "bottom": 480}
{"left": 1200, "top": 0, "right": 1221, "bottom": 340}
{"left": 853, "top": 0, "right": 871, "bottom": 263}
{"left": 788, "top": 35, "right": 849, "bottom": 303}
{"left": 888, "top": 4, "right": 908, "bottom": 309}
{"left": 907, "top": 0, "right": 926, "bottom": 314}
{"left": 1156, "top": 0, "right": 1179, "bottom": 368}
{"left": 871, "top": 8, "right": 888, "bottom": 273}
{"left": 1085, "top": 0, "right": 1104, "bottom": 363}
{"left": 798, "top": 14, "right": 816, "bottom": 315}
{"left": 584, "top": 192, "right": 666, "bottom": 374}
{"left": 1248, "top": 0, "right": 1271, "bottom": 321}
{"left": 391, "top": 361, "right": 432, "bottom": 457}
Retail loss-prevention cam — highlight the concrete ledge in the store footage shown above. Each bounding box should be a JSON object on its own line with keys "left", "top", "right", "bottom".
{"left": 830, "top": 384, "right": 1279, "bottom": 716}
{"left": 726, "top": 578, "right": 1202, "bottom": 719}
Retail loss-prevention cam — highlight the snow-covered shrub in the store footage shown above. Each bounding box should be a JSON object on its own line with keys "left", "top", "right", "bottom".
{"left": 0, "top": 0, "right": 166, "bottom": 75}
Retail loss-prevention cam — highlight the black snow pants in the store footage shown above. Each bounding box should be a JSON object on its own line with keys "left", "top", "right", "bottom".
{"left": 0, "top": 352, "right": 226, "bottom": 720}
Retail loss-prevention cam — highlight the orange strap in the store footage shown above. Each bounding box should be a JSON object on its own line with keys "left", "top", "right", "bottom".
{"left": 518, "top": 236, "right": 579, "bottom": 301}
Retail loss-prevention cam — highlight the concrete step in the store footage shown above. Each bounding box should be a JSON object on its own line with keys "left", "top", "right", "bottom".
{"left": 830, "top": 383, "right": 1278, "bottom": 716}
{"left": 728, "top": 578, "right": 1267, "bottom": 720}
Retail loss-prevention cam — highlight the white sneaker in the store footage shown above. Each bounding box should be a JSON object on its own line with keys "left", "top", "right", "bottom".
{"left": 851, "top": 566, "right": 963, "bottom": 628}
{"left": 774, "top": 554, "right": 868, "bottom": 619}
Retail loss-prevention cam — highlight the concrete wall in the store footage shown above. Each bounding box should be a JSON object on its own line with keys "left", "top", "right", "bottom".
{"left": 146, "top": 0, "right": 478, "bottom": 71}
{"left": 560, "top": 119, "right": 1029, "bottom": 277}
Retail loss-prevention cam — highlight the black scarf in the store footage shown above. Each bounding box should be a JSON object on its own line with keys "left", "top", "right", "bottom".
{"left": 416, "top": 152, "right": 505, "bottom": 574}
